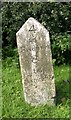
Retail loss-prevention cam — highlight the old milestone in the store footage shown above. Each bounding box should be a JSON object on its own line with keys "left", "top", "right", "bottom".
{"left": 16, "top": 17, "right": 56, "bottom": 105}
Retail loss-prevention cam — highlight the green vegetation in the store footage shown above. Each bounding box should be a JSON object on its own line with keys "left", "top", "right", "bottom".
{"left": 2, "top": 56, "right": 70, "bottom": 118}
{"left": 2, "top": 2, "right": 71, "bottom": 64}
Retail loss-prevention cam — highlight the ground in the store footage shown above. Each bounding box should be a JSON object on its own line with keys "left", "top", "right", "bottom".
{"left": 2, "top": 57, "right": 70, "bottom": 118}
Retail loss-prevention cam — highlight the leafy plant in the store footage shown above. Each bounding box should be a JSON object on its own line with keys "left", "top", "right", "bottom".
{"left": 2, "top": 2, "right": 71, "bottom": 65}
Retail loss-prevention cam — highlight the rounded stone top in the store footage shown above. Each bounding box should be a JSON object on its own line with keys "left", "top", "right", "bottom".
{"left": 16, "top": 17, "right": 49, "bottom": 36}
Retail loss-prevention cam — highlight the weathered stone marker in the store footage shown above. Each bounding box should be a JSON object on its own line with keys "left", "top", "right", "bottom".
{"left": 16, "top": 17, "right": 56, "bottom": 105}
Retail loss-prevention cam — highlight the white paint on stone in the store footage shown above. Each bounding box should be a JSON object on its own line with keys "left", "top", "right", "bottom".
{"left": 31, "top": 41, "right": 37, "bottom": 83}
{"left": 45, "top": 32, "right": 50, "bottom": 56}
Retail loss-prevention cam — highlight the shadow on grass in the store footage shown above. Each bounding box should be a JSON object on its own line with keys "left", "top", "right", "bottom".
{"left": 55, "top": 79, "right": 69, "bottom": 105}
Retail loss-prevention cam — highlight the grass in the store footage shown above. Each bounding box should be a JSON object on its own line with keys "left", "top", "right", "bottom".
{"left": 2, "top": 57, "right": 70, "bottom": 118}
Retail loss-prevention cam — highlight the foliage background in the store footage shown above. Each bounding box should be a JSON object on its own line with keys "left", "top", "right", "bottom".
{"left": 2, "top": 2, "right": 71, "bottom": 65}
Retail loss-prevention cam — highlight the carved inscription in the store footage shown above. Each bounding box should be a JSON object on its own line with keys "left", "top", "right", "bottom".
{"left": 29, "top": 25, "right": 38, "bottom": 83}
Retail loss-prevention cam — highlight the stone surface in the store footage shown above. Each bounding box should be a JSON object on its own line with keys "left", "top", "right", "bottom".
{"left": 16, "top": 17, "right": 56, "bottom": 105}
